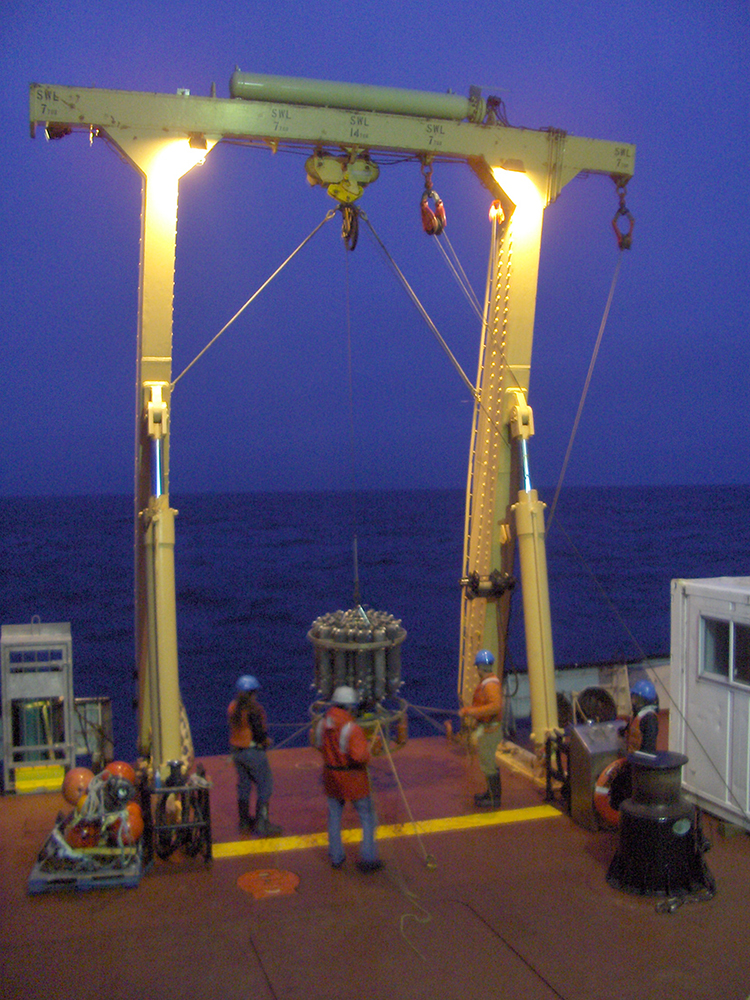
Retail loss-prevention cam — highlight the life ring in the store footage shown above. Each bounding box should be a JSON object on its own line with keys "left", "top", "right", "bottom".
{"left": 594, "top": 757, "right": 625, "bottom": 828}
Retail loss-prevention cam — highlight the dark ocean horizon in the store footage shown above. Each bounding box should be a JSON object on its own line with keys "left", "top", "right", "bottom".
{"left": 2, "top": 484, "right": 749, "bottom": 760}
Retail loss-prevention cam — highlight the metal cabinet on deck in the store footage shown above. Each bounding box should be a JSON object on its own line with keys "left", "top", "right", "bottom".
{"left": 568, "top": 720, "right": 622, "bottom": 831}
{"left": 1, "top": 620, "right": 76, "bottom": 793}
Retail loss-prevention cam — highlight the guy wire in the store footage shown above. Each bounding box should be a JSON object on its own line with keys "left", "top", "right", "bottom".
{"left": 547, "top": 251, "right": 623, "bottom": 530}
{"left": 171, "top": 208, "right": 337, "bottom": 389}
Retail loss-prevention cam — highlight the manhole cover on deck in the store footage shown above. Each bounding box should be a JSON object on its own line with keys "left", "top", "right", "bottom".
{"left": 237, "top": 868, "right": 300, "bottom": 899}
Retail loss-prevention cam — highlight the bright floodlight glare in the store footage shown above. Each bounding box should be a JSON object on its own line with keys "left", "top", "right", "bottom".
{"left": 490, "top": 167, "right": 543, "bottom": 210}
{"left": 150, "top": 138, "right": 209, "bottom": 176}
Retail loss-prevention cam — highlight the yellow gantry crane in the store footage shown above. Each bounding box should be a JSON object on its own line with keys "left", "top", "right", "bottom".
{"left": 29, "top": 72, "right": 634, "bottom": 771}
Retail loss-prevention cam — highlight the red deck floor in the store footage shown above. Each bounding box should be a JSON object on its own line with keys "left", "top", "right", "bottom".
{"left": 1, "top": 736, "right": 748, "bottom": 1000}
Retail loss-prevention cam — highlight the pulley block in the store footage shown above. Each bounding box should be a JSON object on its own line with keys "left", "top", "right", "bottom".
{"left": 305, "top": 152, "right": 380, "bottom": 204}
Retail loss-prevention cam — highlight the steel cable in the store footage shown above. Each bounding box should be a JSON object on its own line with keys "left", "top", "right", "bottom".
{"left": 170, "top": 209, "right": 337, "bottom": 389}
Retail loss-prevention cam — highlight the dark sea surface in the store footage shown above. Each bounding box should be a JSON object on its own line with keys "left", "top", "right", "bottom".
{"left": 2, "top": 485, "right": 749, "bottom": 759}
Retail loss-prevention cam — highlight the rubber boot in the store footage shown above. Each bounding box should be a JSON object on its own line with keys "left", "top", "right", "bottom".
{"left": 473, "top": 771, "right": 502, "bottom": 809}
{"left": 238, "top": 798, "right": 253, "bottom": 833}
{"left": 254, "top": 803, "right": 282, "bottom": 838}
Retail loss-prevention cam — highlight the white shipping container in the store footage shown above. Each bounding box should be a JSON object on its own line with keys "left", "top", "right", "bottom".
{"left": 670, "top": 577, "right": 750, "bottom": 831}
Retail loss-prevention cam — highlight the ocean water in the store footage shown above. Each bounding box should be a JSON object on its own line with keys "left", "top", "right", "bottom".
{"left": 2, "top": 485, "right": 749, "bottom": 759}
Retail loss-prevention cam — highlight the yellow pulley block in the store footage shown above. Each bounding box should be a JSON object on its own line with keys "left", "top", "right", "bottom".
{"left": 305, "top": 153, "right": 380, "bottom": 204}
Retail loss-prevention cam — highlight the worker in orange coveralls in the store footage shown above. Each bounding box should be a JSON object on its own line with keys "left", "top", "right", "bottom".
{"left": 460, "top": 649, "right": 503, "bottom": 808}
{"left": 314, "top": 685, "right": 383, "bottom": 872}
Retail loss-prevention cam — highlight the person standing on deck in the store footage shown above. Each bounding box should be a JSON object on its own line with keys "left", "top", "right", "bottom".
{"left": 609, "top": 677, "right": 660, "bottom": 810}
{"left": 228, "top": 675, "right": 282, "bottom": 837}
{"left": 460, "top": 650, "right": 503, "bottom": 808}
{"left": 314, "top": 685, "right": 383, "bottom": 872}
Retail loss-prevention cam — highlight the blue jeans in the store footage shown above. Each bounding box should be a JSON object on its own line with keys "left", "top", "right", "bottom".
{"left": 231, "top": 746, "right": 273, "bottom": 805}
{"left": 326, "top": 795, "right": 378, "bottom": 865}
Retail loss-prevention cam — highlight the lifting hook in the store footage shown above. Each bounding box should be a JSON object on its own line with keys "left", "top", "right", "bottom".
{"left": 612, "top": 180, "right": 634, "bottom": 250}
{"left": 420, "top": 159, "right": 446, "bottom": 235}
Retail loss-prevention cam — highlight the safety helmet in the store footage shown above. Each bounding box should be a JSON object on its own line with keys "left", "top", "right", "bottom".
{"left": 332, "top": 685, "right": 358, "bottom": 706}
{"left": 630, "top": 678, "right": 657, "bottom": 704}
{"left": 475, "top": 649, "right": 495, "bottom": 669}
{"left": 236, "top": 674, "right": 260, "bottom": 692}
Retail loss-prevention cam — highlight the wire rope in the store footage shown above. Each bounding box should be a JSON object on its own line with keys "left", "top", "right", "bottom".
{"left": 266, "top": 721, "right": 311, "bottom": 750}
{"left": 170, "top": 209, "right": 337, "bottom": 389}
{"left": 359, "top": 211, "right": 478, "bottom": 401}
{"left": 341, "top": 242, "right": 364, "bottom": 607}
{"left": 546, "top": 251, "right": 623, "bottom": 530}
{"left": 430, "top": 231, "right": 484, "bottom": 321}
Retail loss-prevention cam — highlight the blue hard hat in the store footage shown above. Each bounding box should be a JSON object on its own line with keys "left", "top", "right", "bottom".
{"left": 236, "top": 674, "right": 260, "bottom": 692}
{"left": 475, "top": 649, "right": 495, "bottom": 668}
{"left": 631, "top": 678, "right": 656, "bottom": 703}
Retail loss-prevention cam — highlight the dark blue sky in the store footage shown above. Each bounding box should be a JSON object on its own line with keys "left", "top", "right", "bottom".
{"left": 2, "top": 1, "right": 748, "bottom": 496}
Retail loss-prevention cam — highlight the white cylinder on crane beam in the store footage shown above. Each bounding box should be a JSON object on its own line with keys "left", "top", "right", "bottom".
{"left": 229, "top": 70, "right": 485, "bottom": 123}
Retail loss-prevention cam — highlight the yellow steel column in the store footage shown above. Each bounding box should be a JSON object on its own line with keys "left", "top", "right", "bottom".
{"left": 107, "top": 130, "right": 215, "bottom": 769}
{"left": 459, "top": 168, "right": 559, "bottom": 748}
{"left": 512, "top": 488, "right": 557, "bottom": 744}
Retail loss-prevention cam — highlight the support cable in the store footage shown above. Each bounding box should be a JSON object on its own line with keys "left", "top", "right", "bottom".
{"left": 430, "top": 231, "right": 484, "bottom": 321}
{"left": 171, "top": 209, "right": 337, "bottom": 389}
{"left": 359, "top": 211, "right": 478, "bottom": 401}
{"left": 546, "top": 251, "right": 623, "bottom": 531}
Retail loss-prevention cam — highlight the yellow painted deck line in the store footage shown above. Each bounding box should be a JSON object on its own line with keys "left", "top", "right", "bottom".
{"left": 212, "top": 804, "right": 561, "bottom": 859}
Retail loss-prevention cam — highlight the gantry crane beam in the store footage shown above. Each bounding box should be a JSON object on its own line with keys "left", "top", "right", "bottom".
{"left": 30, "top": 76, "right": 634, "bottom": 765}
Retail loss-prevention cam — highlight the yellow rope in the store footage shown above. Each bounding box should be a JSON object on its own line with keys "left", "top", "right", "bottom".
{"left": 371, "top": 721, "right": 436, "bottom": 870}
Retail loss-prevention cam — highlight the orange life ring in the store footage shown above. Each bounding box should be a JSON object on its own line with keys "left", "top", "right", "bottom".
{"left": 593, "top": 757, "right": 625, "bottom": 828}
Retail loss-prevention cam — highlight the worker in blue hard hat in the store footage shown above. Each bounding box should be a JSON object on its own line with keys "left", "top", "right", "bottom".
{"left": 624, "top": 678, "right": 659, "bottom": 753}
{"left": 228, "top": 674, "right": 282, "bottom": 837}
{"left": 609, "top": 677, "right": 660, "bottom": 811}
{"left": 459, "top": 650, "right": 503, "bottom": 809}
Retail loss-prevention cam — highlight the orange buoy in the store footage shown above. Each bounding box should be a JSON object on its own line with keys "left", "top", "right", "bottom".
{"left": 104, "top": 760, "right": 137, "bottom": 786}
{"left": 64, "top": 820, "right": 101, "bottom": 849}
{"left": 110, "top": 801, "right": 144, "bottom": 845}
{"left": 594, "top": 757, "right": 625, "bottom": 828}
{"left": 61, "top": 767, "right": 95, "bottom": 806}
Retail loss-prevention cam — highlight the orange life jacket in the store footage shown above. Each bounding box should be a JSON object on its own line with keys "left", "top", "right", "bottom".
{"left": 315, "top": 706, "right": 370, "bottom": 801}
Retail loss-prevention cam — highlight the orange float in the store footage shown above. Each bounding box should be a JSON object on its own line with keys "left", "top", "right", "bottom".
{"left": 594, "top": 757, "right": 625, "bottom": 828}
{"left": 64, "top": 820, "right": 101, "bottom": 849}
{"left": 61, "top": 767, "right": 95, "bottom": 806}
{"left": 110, "top": 801, "right": 144, "bottom": 845}
{"left": 104, "top": 760, "right": 137, "bottom": 786}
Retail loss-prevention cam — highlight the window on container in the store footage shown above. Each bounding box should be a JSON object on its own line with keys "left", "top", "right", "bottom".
{"left": 701, "top": 617, "right": 730, "bottom": 678}
{"left": 733, "top": 623, "right": 750, "bottom": 686}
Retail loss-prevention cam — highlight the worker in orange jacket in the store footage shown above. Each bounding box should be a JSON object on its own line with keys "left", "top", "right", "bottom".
{"left": 314, "top": 686, "right": 383, "bottom": 872}
{"left": 609, "top": 677, "right": 660, "bottom": 810}
{"left": 228, "top": 674, "right": 282, "bottom": 837}
{"left": 460, "top": 649, "right": 503, "bottom": 808}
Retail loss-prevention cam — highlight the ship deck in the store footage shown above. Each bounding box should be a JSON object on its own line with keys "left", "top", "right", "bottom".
{"left": 1, "top": 734, "right": 748, "bottom": 1000}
